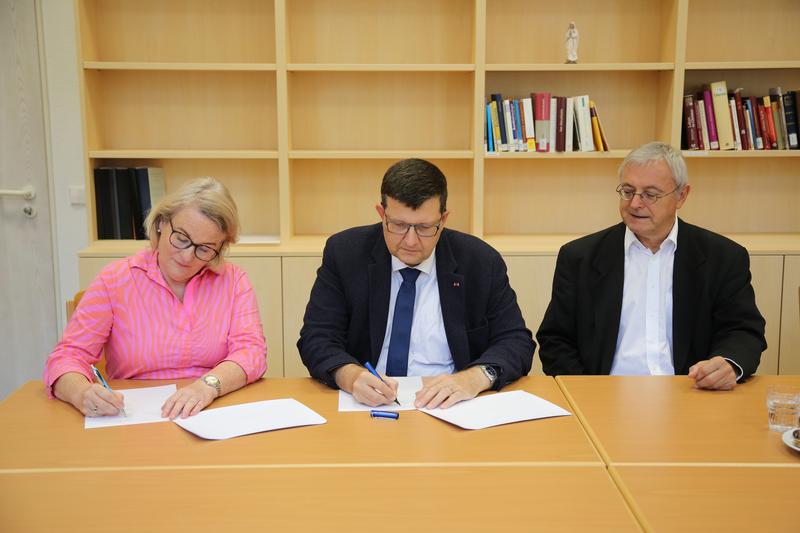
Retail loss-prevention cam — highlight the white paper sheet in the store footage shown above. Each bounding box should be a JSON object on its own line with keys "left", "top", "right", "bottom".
{"left": 173, "top": 398, "right": 326, "bottom": 440}
{"left": 419, "top": 390, "right": 571, "bottom": 430}
{"left": 338, "top": 376, "right": 423, "bottom": 412}
{"left": 84, "top": 384, "right": 176, "bottom": 429}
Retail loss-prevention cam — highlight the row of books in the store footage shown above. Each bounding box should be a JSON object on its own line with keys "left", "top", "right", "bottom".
{"left": 484, "top": 93, "right": 609, "bottom": 153}
{"left": 682, "top": 81, "right": 799, "bottom": 151}
{"left": 94, "top": 167, "right": 165, "bottom": 240}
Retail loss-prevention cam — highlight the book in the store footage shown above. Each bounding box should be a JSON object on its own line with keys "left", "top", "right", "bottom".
{"left": 489, "top": 100, "right": 503, "bottom": 152}
{"left": 733, "top": 89, "right": 749, "bottom": 150}
{"left": 770, "top": 100, "right": 785, "bottom": 149}
{"left": 503, "top": 99, "right": 516, "bottom": 151}
{"left": 521, "top": 97, "right": 536, "bottom": 151}
{"left": 565, "top": 96, "right": 575, "bottom": 152}
{"left": 590, "top": 100, "right": 609, "bottom": 151}
{"left": 93, "top": 167, "right": 116, "bottom": 240}
{"left": 745, "top": 97, "right": 763, "bottom": 150}
{"left": 696, "top": 97, "right": 710, "bottom": 151}
{"left": 703, "top": 88, "right": 720, "bottom": 150}
{"left": 513, "top": 99, "right": 526, "bottom": 152}
{"left": 485, "top": 103, "right": 494, "bottom": 152}
{"left": 491, "top": 94, "right": 508, "bottom": 151}
{"left": 758, "top": 98, "right": 775, "bottom": 150}
{"left": 782, "top": 91, "right": 799, "bottom": 149}
{"left": 729, "top": 98, "right": 741, "bottom": 150}
{"left": 769, "top": 87, "right": 790, "bottom": 149}
{"left": 555, "top": 96, "right": 566, "bottom": 152}
{"left": 710, "top": 81, "right": 735, "bottom": 150}
{"left": 534, "top": 92, "right": 551, "bottom": 152}
{"left": 693, "top": 96, "right": 705, "bottom": 150}
{"left": 589, "top": 100, "right": 604, "bottom": 152}
{"left": 742, "top": 101, "right": 755, "bottom": 151}
{"left": 133, "top": 167, "right": 166, "bottom": 238}
{"left": 683, "top": 94, "right": 700, "bottom": 150}
{"left": 548, "top": 97, "right": 557, "bottom": 152}
{"left": 573, "top": 95, "right": 594, "bottom": 152}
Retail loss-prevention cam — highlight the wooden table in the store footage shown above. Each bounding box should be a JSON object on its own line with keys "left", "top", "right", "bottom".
{"left": 0, "top": 376, "right": 642, "bottom": 532}
{"left": 556, "top": 375, "right": 800, "bottom": 465}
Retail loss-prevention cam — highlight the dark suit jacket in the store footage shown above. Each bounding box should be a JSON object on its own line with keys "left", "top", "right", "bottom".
{"left": 537, "top": 219, "right": 766, "bottom": 378}
{"left": 298, "top": 224, "right": 535, "bottom": 389}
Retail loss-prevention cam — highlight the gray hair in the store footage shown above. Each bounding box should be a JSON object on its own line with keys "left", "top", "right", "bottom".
{"left": 618, "top": 142, "right": 688, "bottom": 190}
{"left": 144, "top": 177, "right": 240, "bottom": 270}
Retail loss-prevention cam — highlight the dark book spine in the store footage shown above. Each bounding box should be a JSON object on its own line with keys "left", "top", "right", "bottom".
{"left": 491, "top": 93, "right": 507, "bottom": 148}
{"left": 93, "top": 167, "right": 115, "bottom": 240}
{"left": 733, "top": 90, "right": 749, "bottom": 150}
{"left": 555, "top": 96, "right": 566, "bottom": 152}
{"left": 683, "top": 94, "right": 700, "bottom": 150}
{"left": 782, "top": 91, "right": 799, "bottom": 149}
{"left": 113, "top": 167, "right": 135, "bottom": 239}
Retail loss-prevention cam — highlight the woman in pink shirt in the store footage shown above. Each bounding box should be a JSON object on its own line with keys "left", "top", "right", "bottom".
{"left": 45, "top": 177, "right": 267, "bottom": 419}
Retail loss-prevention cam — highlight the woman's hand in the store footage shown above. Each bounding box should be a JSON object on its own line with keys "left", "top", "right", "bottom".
{"left": 161, "top": 380, "right": 217, "bottom": 419}
{"left": 78, "top": 382, "right": 125, "bottom": 417}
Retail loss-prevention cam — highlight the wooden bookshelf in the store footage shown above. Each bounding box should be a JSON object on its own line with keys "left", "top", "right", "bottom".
{"left": 74, "top": 0, "right": 800, "bottom": 376}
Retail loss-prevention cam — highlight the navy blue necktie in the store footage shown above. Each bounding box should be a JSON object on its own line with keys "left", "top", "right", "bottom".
{"left": 386, "top": 267, "right": 421, "bottom": 377}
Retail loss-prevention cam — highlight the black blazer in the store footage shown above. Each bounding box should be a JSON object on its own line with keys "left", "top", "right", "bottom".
{"left": 537, "top": 219, "right": 766, "bottom": 378}
{"left": 298, "top": 224, "right": 535, "bottom": 389}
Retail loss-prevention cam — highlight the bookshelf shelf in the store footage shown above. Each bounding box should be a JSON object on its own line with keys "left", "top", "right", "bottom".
{"left": 289, "top": 150, "right": 474, "bottom": 160}
{"left": 484, "top": 150, "right": 630, "bottom": 159}
{"left": 682, "top": 151, "right": 800, "bottom": 159}
{"left": 685, "top": 61, "right": 800, "bottom": 71}
{"left": 486, "top": 63, "right": 675, "bottom": 72}
{"left": 287, "top": 64, "right": 475, "bottom": 72}
{"left": 89, "top": 150, "right": 280, "bottom": 160}
{"left": 84, "top": 62, "right": 278, "bottom": 72}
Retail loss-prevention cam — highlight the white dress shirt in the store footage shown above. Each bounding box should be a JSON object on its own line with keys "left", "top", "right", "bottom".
{"left": 610, "top": 220, "right": 679, "bottom": 376}
{"left": 375, "top": 250, "right": 454, "bottom": 376}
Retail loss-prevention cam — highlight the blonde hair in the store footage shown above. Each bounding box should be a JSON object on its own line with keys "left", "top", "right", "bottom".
{"left": 144, "top": 177, "right": 239, "bottom": 271}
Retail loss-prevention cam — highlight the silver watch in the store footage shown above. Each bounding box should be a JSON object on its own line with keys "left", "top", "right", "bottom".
{"left": 202, "top": 375, "right": 222, "bottom": 396}
{"left": 479, "top": 365, "right": 498, "bottom": 386}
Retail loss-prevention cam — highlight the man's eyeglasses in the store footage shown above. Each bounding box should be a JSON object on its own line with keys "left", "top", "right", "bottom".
{"left": 167, "top": 220, "right": 221, "bottom": 262}
{"left": 616, "top": 184, "right": 680, "bottom": 205}
{"left": 384, "top": 215, "right": 442, "bottom": 238}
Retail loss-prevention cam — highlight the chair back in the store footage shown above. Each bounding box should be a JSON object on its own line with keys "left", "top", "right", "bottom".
{"left": 65, "top": 290, "right": 106, "bottom": 374}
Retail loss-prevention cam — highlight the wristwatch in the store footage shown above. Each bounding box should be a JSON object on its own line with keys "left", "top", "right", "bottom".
{"left": 479, "top": 365, "right": 498, "bottom": 387}
{"left": 202, "top": 375, "right": 222, "bottom": 397}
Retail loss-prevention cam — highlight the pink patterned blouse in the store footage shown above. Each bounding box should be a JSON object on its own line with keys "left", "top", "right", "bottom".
{"left": 44, "top": 248, "right": 267, "bottom": 396}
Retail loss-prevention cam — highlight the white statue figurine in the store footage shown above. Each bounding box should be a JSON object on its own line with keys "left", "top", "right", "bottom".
{"left": 565, "top": 21, "right": 579, "bottom": 64}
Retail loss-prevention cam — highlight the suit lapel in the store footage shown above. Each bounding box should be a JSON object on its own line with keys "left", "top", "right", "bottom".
{"left": 436, "top": 231, "right": 469, "bottom": 369}
{"left": 368, "top": 227, "right": 392, "bottom": 364}
{"left": 591, "top": 224, "right": 626, "bottom": 374}
{"left": 672, "top": 219, "right": 704, "bottom": 373}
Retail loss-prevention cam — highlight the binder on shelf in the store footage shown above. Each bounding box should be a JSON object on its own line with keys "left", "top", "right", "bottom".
{"left": 133, "top": 167, "right": 166, "bottom": 236}
{"left": 709, "top": 81, "right": 735, "bottom": 150}
{"left": 93, "top": 167, "right": 116, "bottom": 240}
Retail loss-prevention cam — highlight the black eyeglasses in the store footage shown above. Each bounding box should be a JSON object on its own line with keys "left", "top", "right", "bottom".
{"left": 616, "top": 184, "right": 680, "bottom": 205}
{"left": 384, "top": 214, "right": 442, "bottom": 238}
{"left": 166, "top": 220, "right": 221, "bottom": 262}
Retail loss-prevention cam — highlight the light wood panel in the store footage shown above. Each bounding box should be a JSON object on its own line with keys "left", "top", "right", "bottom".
{"left": 79, "top": 0, "right": 275, "bottom": 63}
{"left": 84, "top": 70, "right": 277, "bottom": 151}
{"left": 281, "top": 256, "right": 319, "bottom": 378}
{"left": 504, "top": 256, "right": 558, "bottom": 375}
{"left": 682, "top": 159, "right": 800, "bottom": 234}
{"left": 779, "top": 256, "right": 800, "bottom": 374}
{"left": 288, "top": 72, "right": 473, "bottom": 150}
{"left": 614, "top": 466, "right": 800, "bottom": 532}
{"left": 484, "top": 158, "right": 620, "bottom": 235}
{"left": 749, "top": 256, "right": 785, "bottom": 375}
{"left": 290, "top": 159, "right": 472, "bottom": 236}
{"left": 286, "top": 0, "right": 474, "bottom": 64}
{"left": 0, "top": 378, "right": 599, "bottom": 470}
{"left": 228, "top": 257, "right": 283, "bottom": 378}
{"left": 0, "top": 466, "right": 638, "bottom": 532}
{"left": 686, "top": 0, "right": 800, "bottom": 62}
{"left": 558, "top": 375, "right": 800, "bottom": 464}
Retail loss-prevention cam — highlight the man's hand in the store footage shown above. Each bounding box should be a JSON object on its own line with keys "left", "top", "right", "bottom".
{"left": 688, "top": 356, "right": 737, "bottom": 391}
{"left": 334, "top": 364, "right": 398, "bottom": 407}
{"left": 414, "top": 367, "right": 491, "bottom": 409}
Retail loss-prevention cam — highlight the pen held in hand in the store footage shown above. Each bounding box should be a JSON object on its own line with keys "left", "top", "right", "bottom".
{"left": 90, "top": 364, "right": 127, "bottom": 417}
{"left": 364, "top": 362, "right": 402, "bottom": 406}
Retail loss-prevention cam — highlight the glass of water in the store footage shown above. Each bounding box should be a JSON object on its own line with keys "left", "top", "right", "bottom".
{"left": 766, "top": 385, "right": 800, "bottom": 432}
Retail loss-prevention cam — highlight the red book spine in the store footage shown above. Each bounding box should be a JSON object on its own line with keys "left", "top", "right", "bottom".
{"left": 733, "top": 89, "right": 749, "bottom": 150}
{"left": 703, "top": 88, "right": 719, "bottom": 150}
{"left": 683, "top": 94, "right": 700, "bottom": 150}
{"left": 750, "top": 96, "right": 764, "bottom": 149}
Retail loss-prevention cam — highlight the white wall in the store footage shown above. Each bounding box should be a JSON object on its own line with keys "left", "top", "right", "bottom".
{"left": 40, "top": 0, "right": 88, "bottom": 333}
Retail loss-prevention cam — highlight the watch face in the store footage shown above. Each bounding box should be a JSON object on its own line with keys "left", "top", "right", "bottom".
{"left": 204, "top": 375, "right": 221, "bottom": 389}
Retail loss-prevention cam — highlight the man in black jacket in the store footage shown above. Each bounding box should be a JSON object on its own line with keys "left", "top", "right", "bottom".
{"left": 298, "top": 158, "right": 534, "bottom": 408}
{"left": 537, "top": 142, "right": 766, "bottom": 390}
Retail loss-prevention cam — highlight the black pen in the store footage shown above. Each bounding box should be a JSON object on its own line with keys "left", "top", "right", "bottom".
{"left": 364, "top": 362, "right": 401, "bottom": 406}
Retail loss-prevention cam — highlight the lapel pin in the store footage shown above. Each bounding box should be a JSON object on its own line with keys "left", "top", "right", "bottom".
{"left": 453, "top": 281, "right": 460, "bottom": 287}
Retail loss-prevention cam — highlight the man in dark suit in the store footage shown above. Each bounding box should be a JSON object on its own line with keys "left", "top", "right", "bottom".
{"left": 537, "top": 142, "right": 766, "bottom": 390}
{"left": 298, "top": 159, "right": 534, "bottom": 408}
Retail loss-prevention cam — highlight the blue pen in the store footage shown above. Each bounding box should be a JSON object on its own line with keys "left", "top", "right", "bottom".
{"left": 364, "top": 361, "right": 402, "bottom": 406}
{"left": 91, "top": 365, "right": 126, "bottom": 416}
